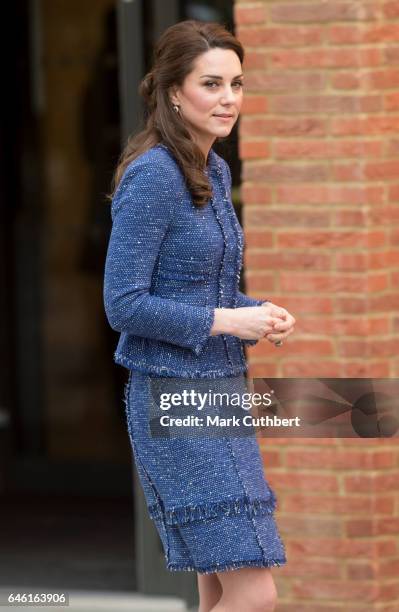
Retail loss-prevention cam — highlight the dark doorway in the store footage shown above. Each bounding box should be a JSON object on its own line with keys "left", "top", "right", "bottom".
{"left": 1, "top": 0, "right": 136, "bottom": 594}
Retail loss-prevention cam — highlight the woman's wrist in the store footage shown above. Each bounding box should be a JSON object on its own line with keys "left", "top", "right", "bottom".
{"left": 210, "top": 308, "right": 237, "bottom": 336}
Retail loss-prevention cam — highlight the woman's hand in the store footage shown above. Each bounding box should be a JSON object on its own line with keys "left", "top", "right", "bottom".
{"left": 211, "top": 306, "right": 282, "bottom": 341}
{"left": 210, "top": 303, "right": 296, "bottom": 344}
{"left": 261, "top": 302, "right": 296, "bottom": 345}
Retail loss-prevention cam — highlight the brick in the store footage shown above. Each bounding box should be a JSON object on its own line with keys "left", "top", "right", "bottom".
{"left": 242, "top": 50, "right": 268, "bottom": 70}
{"left": 278, "top": 558, "right": 340, "bottom": 578}
{"left": 369, "top": 292, "right": 399, "bottom": 311}
{"left": 332, "top": 161, "right": 367, "bottom": 181}
{"left": 334, "top": 209, "right": 368, "bottom": 226}
{"left": 270, "top": 2, "right": 379, "bottom": 24}
{"left": 274, "top": 339, "right": 334, "bottom": 355}
{"left": 364, "top": 68, "right": 399, "bottom": 88}
{"left": 289, "top": 537, "right": 375, "bottom": 557}
{"left": 366, "top": 338, "right": 398, "bottom": 357}
{"left": 386, "top": 138, "right": 399, "bottom": 154}
{"left": 376, "top": 517, "right": 399, "bottom": 536}
{"left": 365, "top": 159, "right": 399, "bottom": 179}
{"left": 329, "top": 24, "right": 399, "bottom": 44}
{"left": 245, "top": 230, "right": 274, "bottom": 247}
{"left": 244, "top": 207, "right": 330, "bottom": 227}
{"left": 259, "top": 438, "right": 338, "bottom": 448}
{"left": 236, "top": 25, "right": 323, "bottom": 47}
{"left": 280, "top": 273, "right": 366, "bottom": 293}
{"left": 272, "top": 295, "right": 334, "bottom": 314}
{"left": 240, "top": 183, "right": 272, "bottom": 204}
{"left": 276, "top": 184, "right": 384, "bottom": 205}
{"left": 343, "top": 362, "right": 392, "bottom": 377}
{"left": 239, "top": 140, "right": 270, "bottom": 159}
{"left": 339, "top": 339, "right": 398, "bottom": 358}
{"left": 244, "top": 273, "right": 275, "bottom": 291}
{"left": 247, "top": 362, "right": 278, "bottom": 378}
{"left": 259, "top": 449, "right": 281, "bottom": 467}
{"left": 298, "top": 316, "right": 389, "bottom": 335}
{"left": 284, "top": 494, "right": 373, "bottom": 514}
{"left": 347, "top": 561, "right": 378, "bottom": 580}
{"left": 243, "top": 162, "right": 328, "bottom": 182}
{"left": 344, "top": 474, "right": 375, "bottom": 493}
{"left": 385, "top": 45, "right": 399, "bottom": 64}
{"left": 369, "top": 205, "right": 399, "bottom": 223}
{"left": 292, "top": 579, "right": 379, "bottom": 601}
{"left": 378, "top": 558, "right": 399, "bottom": 578}
{"left": 366, "top": 230, "right": 387, "bottom": 247}
{"left": 391, "top": 270, "right": 399, "bottom": 286}
{"left": 234, "top": 4, "right": 266, "bottom": 25}
{"left": 244, "top": 251, "right": 331, "bottom": 270}
{"left": 240, "top": 140, "right": 270, "bottom": 159}
{"left": 282, "top": 360, "right": 342, "bottom": 377}
{"left": 271, "top": 94, "right": 382, "bottom": 114}
{"left": 373, "top": 497, "right": 396, "bottom": 514}
{"left": 277, "top": 231, "right": 366, "bottom": 248}
{"left": 346, "top": 518, "right": 376, "bottom": 537}
{"left": 274, "top": 140, "right": 383, "bottom": 160}
{"left": 388, "top": 184, "right": 399, "bottom": 201}
{"left": 273, "top": 472, "right": 339, "bottom": 493}
{"left": 335, "top": 252, "right": 368, "bottom": 271}
{"left": 335, "top": 296, "right": 368, "bottom": 314}
{"left": 269, "top": 48, "right": 381, "bottom": 69}
{"left": 368, "top": 273, "right": 389, "bottom": 291}
{"left": 241, "top": 95, "right": 268, "bottom": 114}
{"left": 383, "top": 1, "right": 399, "bottom": 19}
{"left": 391, "top": 227, "right": 399, "bottom": 245}
{"left": 331, "top": 72, "right": 361, "bottom": 89}
{"left": 285, "top": 449, "right": 395, "bottom": 470}
{"left": 331, "top": 115, "right": 399, "bottom": 135}
{"left": 278, "top": 515, "right": 342, "bottom": 537}
{"left": 244, "top": 70, "right": 325, "bottom": 92}
{"left": 240, "top": 116, "right": 327, "bottom": 137}
{"left": 385, "top": 91, "right": 399, "bottom": 110}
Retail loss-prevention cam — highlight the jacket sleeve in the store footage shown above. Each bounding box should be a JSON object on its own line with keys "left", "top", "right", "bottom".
{"left": 103, "top": 159, "right": 215, "bottom": 356}
{"left": 236, "top": 291, "right": 268, "bottom": 309}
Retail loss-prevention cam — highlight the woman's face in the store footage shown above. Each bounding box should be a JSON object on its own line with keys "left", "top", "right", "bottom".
{"left": 171, "top": 47, "right": 243, "bottom": 156}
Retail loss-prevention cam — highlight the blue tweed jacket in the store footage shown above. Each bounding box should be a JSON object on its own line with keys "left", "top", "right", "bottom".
{"left": 103, "top": 143, "right": 267, "bottom": 378}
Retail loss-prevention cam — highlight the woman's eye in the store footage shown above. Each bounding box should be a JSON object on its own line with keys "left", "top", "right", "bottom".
{"left": 205, "top": 81, "right": 218, "bottom": 88}
{"left": 232, "top": 81, "right": 243, "bottom": 89}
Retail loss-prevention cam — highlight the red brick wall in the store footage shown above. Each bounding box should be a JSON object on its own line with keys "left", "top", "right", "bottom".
{"left": 235, "top": 2, "right": 399, "bottom": 610}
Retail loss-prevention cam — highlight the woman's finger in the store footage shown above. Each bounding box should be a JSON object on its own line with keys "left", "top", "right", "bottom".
{"left": 266, "top": 327, "right": 294, "bottom": 342}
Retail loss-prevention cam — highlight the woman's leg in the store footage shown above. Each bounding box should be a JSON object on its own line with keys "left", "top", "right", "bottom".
{"left": 209, "top": 567, "right": 278, "bottom": 612}
{"left": 197, "top": 573, "right": 223, "bottom": 612}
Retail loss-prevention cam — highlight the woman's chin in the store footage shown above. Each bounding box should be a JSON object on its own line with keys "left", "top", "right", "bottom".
{"left": 212, "top": 126, "right": 233, "bottom": 138}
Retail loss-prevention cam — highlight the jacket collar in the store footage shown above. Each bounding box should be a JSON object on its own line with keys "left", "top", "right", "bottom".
{"left": 206, "top": 147, "right": 223, "bottom": 179}
{"left": 157, "top": 142, "right": 221, "bottom": 175}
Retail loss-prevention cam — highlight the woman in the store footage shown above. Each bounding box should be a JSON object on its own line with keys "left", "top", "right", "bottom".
{"left": 103, "top": 19, "right": 295, "bottom": 612}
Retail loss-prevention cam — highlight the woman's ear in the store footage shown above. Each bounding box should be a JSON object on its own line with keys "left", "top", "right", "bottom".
{"left": 169, "top": 85, "right": 180, "bottom": 106}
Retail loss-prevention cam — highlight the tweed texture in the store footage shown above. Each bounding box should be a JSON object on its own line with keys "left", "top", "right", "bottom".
{"left": 103, "top": 143, "right": 287, "bottom": 573}
{"left": 103, "top": 143, "right": 267, "bottom": 378}
{"left": 124, "top": 369, "right": 287, "bottom": 574}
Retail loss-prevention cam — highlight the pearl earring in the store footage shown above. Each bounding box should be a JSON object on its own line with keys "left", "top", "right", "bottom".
{"left": 173, "top": 104, "right": 180, "bottom": 113}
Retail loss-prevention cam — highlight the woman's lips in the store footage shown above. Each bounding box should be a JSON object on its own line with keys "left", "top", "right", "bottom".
{"left": 213, "top": 114, "right": 234, "bottom": 121}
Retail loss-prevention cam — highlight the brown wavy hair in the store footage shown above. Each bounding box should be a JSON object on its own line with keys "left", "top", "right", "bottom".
{"left": 108, "top": 20, "right": 244, "bottom": 208}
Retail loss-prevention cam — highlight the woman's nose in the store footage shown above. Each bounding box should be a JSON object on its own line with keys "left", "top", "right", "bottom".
{"left": 220, "top": 87, "right": 235, "bottom": 104}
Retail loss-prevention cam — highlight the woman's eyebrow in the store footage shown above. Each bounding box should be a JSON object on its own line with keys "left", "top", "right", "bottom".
{"left": 199, "top": 74, "right": 244, "bottom": 79}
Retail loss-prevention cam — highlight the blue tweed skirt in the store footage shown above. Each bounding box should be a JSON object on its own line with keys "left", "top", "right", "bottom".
{"left": 124, "top": 369, "right": 287, "bottom": 574}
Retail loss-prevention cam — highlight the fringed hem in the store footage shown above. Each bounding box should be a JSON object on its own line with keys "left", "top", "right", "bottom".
{"left": 148, "top": 491, "right": 277, "bottom": 526}
{"left": 113, "top": 352, "right": 248, "bottom": 379}
{"left": 166, "top": 557, "right": 287, "bottom": 574}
